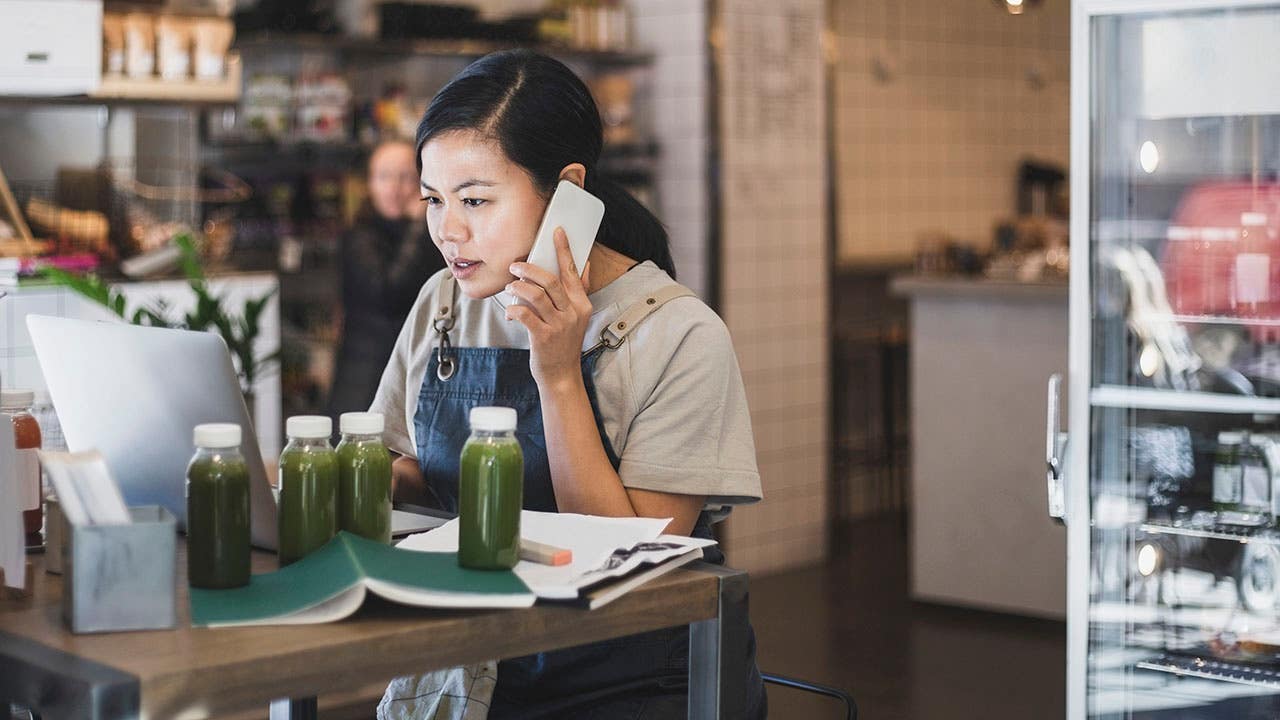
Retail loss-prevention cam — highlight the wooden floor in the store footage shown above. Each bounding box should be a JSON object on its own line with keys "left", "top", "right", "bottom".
{"left": 751, "top": 514, "right": 1067, "bottom": 720}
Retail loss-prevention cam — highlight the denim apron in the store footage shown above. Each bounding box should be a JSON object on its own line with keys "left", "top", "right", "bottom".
{"left": 412, "top": 275, "right": 763, "bottom": 719}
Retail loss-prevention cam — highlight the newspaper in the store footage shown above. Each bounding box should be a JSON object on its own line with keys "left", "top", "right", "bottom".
{"left": 398, "top": 510, "right": 716, "bottom": 601}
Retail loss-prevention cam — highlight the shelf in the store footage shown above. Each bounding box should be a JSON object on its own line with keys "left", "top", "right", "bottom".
{"left": 233, "top": 33, "right": 653, "bottom": 67}
{"left": 1141, "top": 518, "right": 1280, "bottom": 545}
{"left": 1165, "top": 313, "right": 1280, "bottom": 328}
{"left": 1137, "top": 654, "right": 1280, "bottom": 689}
{"left": 0, "top": 58, "right": 242, "bottom": 107}
{"left": 1091, "top": 386, "right": 1280, "bottom": 415}
{"left": 204, "top": 137, "right": 658, "bottom": 157}
{"left": 91, "top": 71, "right": 241, "bottom": 105}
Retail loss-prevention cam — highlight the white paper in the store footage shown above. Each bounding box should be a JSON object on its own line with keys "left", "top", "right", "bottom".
{"left": 398, "top": 511, "right": 716, "bottom": 600}
{"left": 14, "top": 448, "right": 39, "bottom": 511}
{"left": 39, "top": 450, "right": 131, "bottom": 526}
{"left": 0, "top": 422, "right": 25, "bottom": 589}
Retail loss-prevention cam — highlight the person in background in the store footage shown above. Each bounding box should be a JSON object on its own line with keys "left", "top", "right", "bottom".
{"left": 328, "top": 139, "right": 446, "bottom": 421}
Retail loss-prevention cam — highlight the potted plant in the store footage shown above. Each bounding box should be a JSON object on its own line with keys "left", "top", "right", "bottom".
{"left": 40, "top": 234, "right": 279, "bottom": 412}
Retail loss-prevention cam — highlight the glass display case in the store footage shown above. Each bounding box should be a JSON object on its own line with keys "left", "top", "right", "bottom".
{"left": 1066, "top": 1, "right": 1280, "bottom": 717}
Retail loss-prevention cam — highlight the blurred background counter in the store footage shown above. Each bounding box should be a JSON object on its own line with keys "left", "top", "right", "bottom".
{"left": 892, "top": 275, "right": 1067, "bottom": 618}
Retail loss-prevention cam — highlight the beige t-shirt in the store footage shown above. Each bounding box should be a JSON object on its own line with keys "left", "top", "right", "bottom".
{"left": 369, "top": 261, "right": 763, "bottom": 517}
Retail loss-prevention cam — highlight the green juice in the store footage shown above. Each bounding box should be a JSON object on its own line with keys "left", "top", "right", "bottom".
{"left": 336, "top": 436, "right": 392, "bottom": 543}
{"left": 186, "top": 452, "right": 251, "bottom": 589}
{"left": 277, "top": 441, "right": 338, "bottom": 566}
{"left": 458, "top": 434, "right": 524, "bottom": 570}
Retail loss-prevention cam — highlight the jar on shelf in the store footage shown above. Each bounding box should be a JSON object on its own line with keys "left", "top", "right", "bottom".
{"left": 1214, "top": 430, "right": 1271, "bottom": 523}
{"left": 1214, "top": 431, "right": 1244, "bottom": 513}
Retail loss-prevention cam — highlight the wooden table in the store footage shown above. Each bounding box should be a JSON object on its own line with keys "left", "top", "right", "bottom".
{"left": 0, "top": 544, "right": 750, "bottom": 719}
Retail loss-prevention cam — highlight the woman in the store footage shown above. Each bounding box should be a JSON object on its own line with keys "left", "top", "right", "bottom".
{"left": 370, "top": 49, "right": 766, "bottom": 719}
{"left": 328, "top": 139, "right": 446, "bottom": 421}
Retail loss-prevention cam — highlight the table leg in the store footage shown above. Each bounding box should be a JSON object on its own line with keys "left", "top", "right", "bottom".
{"left": 687, "top": 564, "right": 749, "bottom": 720}
{"left": 269, "top": 697, "right": 318, "bottom": 720}
{"left": 0, "top": 631, "right": 137, "bottom": 719}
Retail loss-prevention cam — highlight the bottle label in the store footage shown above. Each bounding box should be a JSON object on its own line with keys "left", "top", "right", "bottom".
{"left": 1215, "top": 463, "right": 1243, "bottom": 505}
{"left": 1237, "top": 253, "right": 1271, "bottom": 304}
{"left": 1243, "top": 463, "right": 1270, "bottom": 509}
{"left": 15, "top": 448, "right": 39, "bottom": 512}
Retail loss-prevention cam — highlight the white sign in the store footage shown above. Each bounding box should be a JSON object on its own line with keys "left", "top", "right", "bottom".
{"left": 0, "top": 420, "right": 24, "bottom": 590}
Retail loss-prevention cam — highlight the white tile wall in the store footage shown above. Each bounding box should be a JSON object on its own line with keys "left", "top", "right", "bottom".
{"left": 715, "top": 0, "right": 830, "bottom": 577}
{"left": 627, "top": 0, "right": 711, "bottom": 299}
{"left": 0, "top": 288, "right": 114, "bottom": 394}
{"left": 834, "top": 0, "right": 1070, "bottom": 265}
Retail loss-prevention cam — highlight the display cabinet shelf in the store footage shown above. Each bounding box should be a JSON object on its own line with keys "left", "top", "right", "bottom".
{"left": 1138, "top": 655, "right": 1280, "bottom": 690}
{"left": 1141, "top": 519, "right": 1280, "bottom": 544}
{"left": 1090, "top": 386, "right": 1280, "bottom": 415}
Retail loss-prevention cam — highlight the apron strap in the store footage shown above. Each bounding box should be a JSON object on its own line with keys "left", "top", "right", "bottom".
{"left": 432, "top": 274, "right": 459, "bottom": 381}
{"left": 588, "top": 284, "right": 697, "bottom": 353}
{"left": 432, "top": 273, "right": 458, "bottom": 330}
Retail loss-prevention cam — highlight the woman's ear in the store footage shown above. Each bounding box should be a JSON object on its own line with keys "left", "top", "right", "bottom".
{"left": 558, "top": 163, "right": 587, "bottom": 188}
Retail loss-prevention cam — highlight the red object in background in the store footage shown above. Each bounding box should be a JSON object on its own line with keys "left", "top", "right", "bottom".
{"left": 1161, "top": 182, "right": 1280, "bottom": 328}
{"left": 17, "top": 253, "right": 99, "bottom": 276}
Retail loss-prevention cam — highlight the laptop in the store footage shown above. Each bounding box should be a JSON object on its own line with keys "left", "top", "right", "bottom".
{"left": 27, "top": 315, "right": 445, "bottom": 550}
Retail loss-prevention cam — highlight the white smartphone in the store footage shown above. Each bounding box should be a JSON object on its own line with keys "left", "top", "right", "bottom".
{"left": 508, "top": 180, "right": 604, "bottom": 306}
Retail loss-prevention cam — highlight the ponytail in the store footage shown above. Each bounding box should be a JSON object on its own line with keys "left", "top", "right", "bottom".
{"left": 584, "top": 172, "right": 675, "bottom": 279}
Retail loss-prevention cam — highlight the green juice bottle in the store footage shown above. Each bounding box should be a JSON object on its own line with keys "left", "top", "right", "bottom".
{"left": 336, "top": 412, "right": 392, "bottom": 544}
{"left": 186, "top": 423, "right": 251, "bottom": 589}
{"left": 277, "top": 415, "right": 338, "bottom": 567}
{"left": 458, "top": 406, "right": 523, "bottom": 570}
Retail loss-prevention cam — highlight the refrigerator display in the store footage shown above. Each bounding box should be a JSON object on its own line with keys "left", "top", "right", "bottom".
{"left": 1066, "top": 2, "right": 1280, "bottom": 717}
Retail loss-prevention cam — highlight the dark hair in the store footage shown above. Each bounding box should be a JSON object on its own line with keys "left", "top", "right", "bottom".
{"left": 415, "top": 49, "right": 674, "bottom": 278}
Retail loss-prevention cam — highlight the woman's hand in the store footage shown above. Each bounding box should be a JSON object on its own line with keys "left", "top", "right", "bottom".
{"left": 505, "top": 227, "right": 593, "bottom": 391}
{"left": 391, "top": 454, "right": 427, "bottom": 505}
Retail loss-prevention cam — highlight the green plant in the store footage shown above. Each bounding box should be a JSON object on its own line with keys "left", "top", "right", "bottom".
{"left": 40, "top": 234, "right": 280, "bottom": 393}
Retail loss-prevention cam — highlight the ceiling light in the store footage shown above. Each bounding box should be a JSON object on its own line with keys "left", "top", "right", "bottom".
{"left": 994, "top": 0, "right": 1042, "bottom": 15}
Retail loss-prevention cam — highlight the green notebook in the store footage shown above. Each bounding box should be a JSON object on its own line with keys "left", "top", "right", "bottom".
{"left": 189, "top": 532, "right": 535, "bottom": 628}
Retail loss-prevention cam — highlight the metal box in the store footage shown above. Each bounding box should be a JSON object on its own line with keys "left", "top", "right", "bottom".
{"left": 63, "top": 506, "right": 176, "bottom": 633}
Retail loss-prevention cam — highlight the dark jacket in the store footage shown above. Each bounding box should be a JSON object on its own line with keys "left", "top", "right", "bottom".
{"left": 328, "top": 207, "right": 445, "bottom": 419}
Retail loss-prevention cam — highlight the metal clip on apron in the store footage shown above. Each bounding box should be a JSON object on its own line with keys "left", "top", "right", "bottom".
{"left": 431, "top": 282, "right": 458, "bottom": 381}
{"left": 413, "top": 275, "right": 735, "bottom": 717}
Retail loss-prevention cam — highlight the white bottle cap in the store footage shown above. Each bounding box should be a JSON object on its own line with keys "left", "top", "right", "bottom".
{"left": 1220, "top": 431, "right": 1246, "bottom": 445}
{"left": 469, "top": 406, "right": 517, "bottom": 432}
{"left": 194, "top": 423, "right": 241, "bottom": 449}
{"left": 0, "top": 389, "right": 35, "bottom": 409}
{"left": 286, "top": 415, "right": 332, "bottom": 439}
{"left": 340, "top": 412, "right": 384, "bottom": 435}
